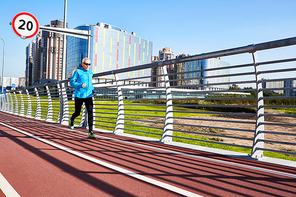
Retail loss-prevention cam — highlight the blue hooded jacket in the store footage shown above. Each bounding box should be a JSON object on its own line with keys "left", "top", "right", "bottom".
{"left": 70, "top": 67, "right": 94, "bottom": 98}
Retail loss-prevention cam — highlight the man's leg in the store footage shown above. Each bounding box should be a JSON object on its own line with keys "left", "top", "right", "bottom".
{"left": 85, "top": 97, "right": 96, "bottom": 139}
{"left": 85, "top": 97, "right": 94, "bottom": 133}
{"left": 69, "top": 97, "right": 84, "bottom": 128}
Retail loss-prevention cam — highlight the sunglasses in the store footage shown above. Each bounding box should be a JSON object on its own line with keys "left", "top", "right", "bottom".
{"left": 83, "top": 62, "right": 91, "bottom": 66}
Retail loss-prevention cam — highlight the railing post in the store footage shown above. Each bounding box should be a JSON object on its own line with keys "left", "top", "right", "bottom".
{"left": 1, "top": 94, "right": 4, "bottom": 112}
{"left": 251, "top": 52, "right": 264, "bottom": 159}
{"left": 2, "top": 95, "right": 5, "bottom": 112}
{"left": 4, "top": 93, "right": 7, "bottom": 112}
{"left": 8, "top": 93, "right": 13, "bottom": 113}
{"left": 57, "top": 83, "right": 69, "bottom": 125}
{"left": 26, "top": 89, "right": 32, "bottom": 117}
{"left": 61, "top": 83, "right": 69, "bottom": 125}
{"left": 4, "top": 94, "right": 7, "bottom": 112}
{"left": 57, "top": 83, "right": 62, "bottom": 123}
{"left": 79, "top": 103, "right": 88, "bottom": 129}
{"left": 45, "top": 86, "right": 53, "bottom": 122}
{"left": 2, "top": 93, "right": 6, "bottom": 112}
{"left": 161, "top": 65, "right": 174, "bottom": 143}
{"left": 19, "top": 91, "right": 25, "bottom": 116}
{"left": 0, "top": 94, "right": 3, "bottom": 111}
{"left": 0, "top": 95, "right": 2, "bottom": 111}
{"left": 34, "top": 87, "right": 41, "bottom": 119}
{"left": 13, "top": 92, "right": 18, "bottom": 115}
{"left": 114, "top": 73, "right": 124, "bottom": 134}
{"left": 4, "top": 94, "right": 8, "bottom": 112}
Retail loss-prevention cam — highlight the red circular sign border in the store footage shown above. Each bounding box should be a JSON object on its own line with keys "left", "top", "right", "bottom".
{"left": 12, "top": 12, "right": 39, "bottom": 39}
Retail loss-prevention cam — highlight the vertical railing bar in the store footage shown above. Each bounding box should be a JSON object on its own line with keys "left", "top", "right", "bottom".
{"left": 4, "top": 93, "right": 8, "bottom": 112}
{"left": 0, "top": 94, "right": 2, "bottom": 111}
{"left": 26, "top": 89, "right": 32, "bottom": 117}
{"left": 3, "top": 92, "right": 7, "bottom": 112}
{"left": 161, "top": 65, "right": 174, "bottom": 143}
{"left": 114, "top": 73, "right": 124, "bottom": 134}
{"left": 251, "top": 51, "right": 265, "bottom": 159}
{"left": 34, "top": 87, "right": 41, "bottom": 119}
{"left": 13, "top": 91, "right": 18, "bottom": 115}
{"left": 19, "top": 90, "right": 24, "bottom": 116}
{"left": 61, "top": 83, "right": 69, "bottom": 125}
{"left": 7, "top": 93, "right": 11, "bottom": 112}
{"left": 57, "top": 83, "right": 62, "bottom": 124}
{"left": 3, "top": 94, "right": 5, "bottom": 112}
{"left": 0, "top": 93, "right": 3, "bottom": 111}
{"left": 3, "top": 94, "right": 6, "bottom": 112}
{"left": 46, "top": 86, "right": 53, "bottom": 122}
{"left": 2, "top": 93, "right": 5, "bottom": 112}
{"left": 8, "top": 93, "right": 13, "bottom": 113}
{"left": 2, "top": 92, "right": 7, "bottom": 112}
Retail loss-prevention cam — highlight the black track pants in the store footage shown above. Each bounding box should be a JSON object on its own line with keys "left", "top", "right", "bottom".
{"left": 71, "top": 97, "right": 93, "bottom": 132}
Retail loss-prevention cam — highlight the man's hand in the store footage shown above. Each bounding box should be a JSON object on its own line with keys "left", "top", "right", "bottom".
{"left": 82, "top": 83, "right": 86, "bottom": 88}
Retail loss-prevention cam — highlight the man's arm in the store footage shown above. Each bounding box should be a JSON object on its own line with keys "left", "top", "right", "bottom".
{"left": 70, "top": 70, "right": 83, "bottom": 88}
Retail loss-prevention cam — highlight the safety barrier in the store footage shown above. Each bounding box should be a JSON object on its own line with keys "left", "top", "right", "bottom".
{"left": 1, "top": 37, "right": 296, "bottom": 159}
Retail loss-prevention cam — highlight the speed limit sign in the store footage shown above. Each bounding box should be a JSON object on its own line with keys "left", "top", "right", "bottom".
{"left": 12, "top": 12, "right": 39, "bottom": 39}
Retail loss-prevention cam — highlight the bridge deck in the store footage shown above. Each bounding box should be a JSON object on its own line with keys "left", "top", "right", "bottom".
{"left": 1, "top": 112, "right": 296, "bottom": 197}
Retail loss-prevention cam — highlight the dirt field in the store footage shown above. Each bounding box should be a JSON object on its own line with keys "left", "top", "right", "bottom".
{"left": 135, "top": 109, "right": 296, "bottom": 153}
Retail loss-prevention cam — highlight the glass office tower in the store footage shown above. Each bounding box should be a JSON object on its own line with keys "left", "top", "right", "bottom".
{"left": 66, "top": 23, "right": 153, "bottom": 80}
{"left": 181, "top": 58, "right": 230, "bottom": 89}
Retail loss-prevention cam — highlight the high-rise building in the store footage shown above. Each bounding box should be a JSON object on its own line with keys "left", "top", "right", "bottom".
{"left": 40, "top": 20, "right": 67, "bottom": 82}
{"left": 151, "top": 48, "right": 231, "bottom": 90}
{"left": 25, "top": 41, "right": 35, "bottom": 86}
{"left": 262, "top": 80, "right": 296, "bottom": 96}
{"left": 284, "top": 80, "right": 296, "bottom": 96}
{"left": 151, "top": 47, "right": 175, "bottom": 87}
{"left": 151, "top": 56, "right": 159, "bottom": 87}
{"left": 262, "top": 80, "right": 284, "bottom": 94}
{"left": 66, "top": 22, "right": 153, "bottom": 80}
{"left": 19, "top": 77, "right": 26, "bottom": 87}
{"left": 0, "top": 77, "right": 19, "bottom": 88}
{"left": 175, "top": 54, "right": 187, "bottom": 87}
{"left": 181, "top": 58, "right": 231, "bottom": 90}
{"left": 26, "top": 19, "right": 68, "bottom": 85}
{"left": 159, "top": 47, "right": 174, "bottom": 60}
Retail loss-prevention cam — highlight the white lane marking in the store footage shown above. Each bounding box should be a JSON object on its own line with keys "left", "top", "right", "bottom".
{"left": 27, "top": 120, "right": 296, "bottom": 179}
{"left": 0, "top": 122, "right": 203, "bottom": 197}
{"left": 2, "top": 114, "right": 296, "bottom": 179}
{"left": 0, "top": 173, "right": 21, "bottom": 197}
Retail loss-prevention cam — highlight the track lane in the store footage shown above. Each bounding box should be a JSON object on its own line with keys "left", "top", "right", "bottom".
{"left": 1, "top": 112, "right": 296, "bottom": 196}
{"left": 0, "top": 116, "right": 185, "bottom": 196}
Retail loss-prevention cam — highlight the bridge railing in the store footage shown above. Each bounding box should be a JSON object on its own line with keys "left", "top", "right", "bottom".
{"left": 1, "top": 37, "right": 296, "bottom": 160}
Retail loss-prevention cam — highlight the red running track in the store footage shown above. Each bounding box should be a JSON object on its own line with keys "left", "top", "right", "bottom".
{"left": 0, "top": 111, "right": 296, "bottom": 197}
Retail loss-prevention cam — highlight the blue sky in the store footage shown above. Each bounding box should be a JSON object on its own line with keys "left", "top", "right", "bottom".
{"left": 0, "top": 0, "right": 295, "bottom": 78}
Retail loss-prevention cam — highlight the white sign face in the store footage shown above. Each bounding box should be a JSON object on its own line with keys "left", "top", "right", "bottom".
{"left": 12, "top": 12, "right": 39, "bottom": 39}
